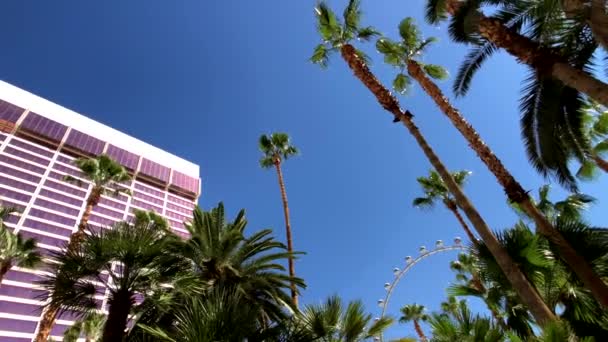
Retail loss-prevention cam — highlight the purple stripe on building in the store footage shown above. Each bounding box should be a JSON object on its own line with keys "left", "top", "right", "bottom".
{"left": 139, "top": 158, "right": 170, "bottom": 183}
{"left": 23, "top": 219, "right": 73, "bottom": 237}
{"left": 0, "top": 318, "right": 37, "bottom": 333}
{"left": 0, "top": 99, "right": 24, "bottom": 123}
{"left": 9, "top": 139, "right": 55, "bottom": 158}
{"left": 64, "top": 129, "right": 106, "bottom": 155}
{"left": 107, "top": 144, "right": 139, "bottom": 170}
{"left": 171, "top": 170, "right": 199, "bottom": 194}
{"left": 0, "top": 285, "right": 47, "bottom": 301}
{"left": 20, "top": 112, "right": 67, "bottom": 142}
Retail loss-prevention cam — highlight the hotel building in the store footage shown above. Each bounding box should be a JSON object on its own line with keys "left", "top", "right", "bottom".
{"left": 0, "top": 81, "right": 200, "bottom": 341}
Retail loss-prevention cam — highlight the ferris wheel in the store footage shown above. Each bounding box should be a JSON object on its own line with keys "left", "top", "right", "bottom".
{"left": 373, "top": 237, "right": 470, "bottom": 341}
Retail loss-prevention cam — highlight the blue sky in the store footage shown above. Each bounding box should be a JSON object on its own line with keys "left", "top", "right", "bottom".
{"left": 2, "top": 0, "right": 607, "bottom": 339}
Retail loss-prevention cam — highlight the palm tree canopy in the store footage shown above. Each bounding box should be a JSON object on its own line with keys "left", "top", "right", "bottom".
{"left": 424, "top": 0, "right": 596, "bottom": 190}
{"left": 63, "top": 312, "right": 105, "bottom": 342}
{"left": 413, "top": 170, "right": 470, "bottom": 208}
{"left": 299, "top": 294, "right": 393, "bottom": 341}
{"left": 577, "top": 100, "right": 608, "bottom": 180}
{"left": 66, "top": 154, "right": 131, "bottom": 195}
{"left": 311, "top": 0, "right": 379, "bottom": 68}
{"left": 0, "top": 207, "right": 40, "bottom": 269}
{"left": 179, "top": 202, "right": 305, "bottom": 322}
{"left": 376, "top": 17, "right": 448, "bottom": 94}
{"left": 399, "top": 303, "right": 429, "bottom": 324}
{"left": 259, "top": 133, "right": 299, "bottom": 168}
{"left": 40, "top": 216, "right": 185, "bottom": 315}
{"left": 511, "top": 184, "right": 595, "bottom": 222}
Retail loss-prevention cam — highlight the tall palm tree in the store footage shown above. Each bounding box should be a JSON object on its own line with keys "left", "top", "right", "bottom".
{"left": 412, "top": 170, "right": 477, "bottom": 243}
{"left": 312, "top": 0, "right": 555, "bottom": 326}
{"left": 35, "top": 154, "right": 131, "bottom": 342}
{"left": 180, "top": 203, "right": 305, "bottom": 322}
{"left": 399, "top": 304, "right": 429, "bottom": 342}
{"left": 40, "top": 212, "right": 185, "bottom": 342}
{"left": 298, "top": 294, "right": 393, "bottom": 341}
{"left": 0, "top": 207, "right": 41, "bottom": 284}
{"left": 459, "top": 222, "right": 608, "bottom": 339}
{"left": 511, "top": 185, "right": 595, "bottom": 223}
{"left": 64, "top": 154, "right": 132, "bottom": 249}
{"left": 378, "top": 16, "right": 608, "bottom": 308}
{"left": 424, "top": 0, "right": 608, "bottom": 107}
{"left": 259, "top": 133, "right": 299, "bottom": 307}
{"left": 428, "top": 0, "right": 601, "bottom": 186}
{"left": 63, "top": 312, "right": 105, "bottom": 342}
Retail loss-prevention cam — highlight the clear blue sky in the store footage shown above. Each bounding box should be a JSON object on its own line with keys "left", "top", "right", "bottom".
{"left": 2, "top": 0, "right": 607, "bottom": 339}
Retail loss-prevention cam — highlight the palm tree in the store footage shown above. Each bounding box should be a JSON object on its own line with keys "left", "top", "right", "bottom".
{"left": 0, "top": 207, "right": 41, "bottom": 284}
{"left": 35, "top": 154, "right": 132, "bottom": 342}
{"left": 312, "top": 0, "right": 555, "bottom": 326}
{"left": 378, "top": 16, "right": 608, "bottom": 308}
{"left": 40, "top": 212, "right": 185, "bottom": 342}
{"left": 424, "top": 0, "right": 608, "bottom": 107}
{"left": 413, "top": 170, "right": 477, "bottom": 243}
{"left": 64, "top": 154, "right": 131, "bottom": 249}
{"left": 179, "top": 203, "right": 305, "bottom": 322}
{"left": 428, "top": 301, "right": 504, "bottom": 342}
{"left": 511, "top": 185, "right": 595, "bottom": 222}
{"left": 577, "top": 100, "right": 608, "bottom": 178}
{"left": 259, "top": 133, "right": 299, "bottom": 307}
{"left": 428, "top": 0, "right": 601, "bottom": 186}
{"left": 399, "top": 304, "right": 429, "bottom": 342}
{"left": 460, "top": 222, "right": 608, "bottom": 339}
{"left": 63, "top": 312, "right": 105, "bottom": 342}
{"left": 138, "top": 288, "right": 268, "bottom": 342}
{"left": 298, "top": 294, "right": 393, "bottom": 341}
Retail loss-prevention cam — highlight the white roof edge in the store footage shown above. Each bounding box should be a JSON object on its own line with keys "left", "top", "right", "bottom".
{"left": 0, "top": 80, "right": 199, "bottom": 178}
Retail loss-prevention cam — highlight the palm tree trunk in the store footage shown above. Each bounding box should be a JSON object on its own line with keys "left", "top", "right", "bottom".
{"left": 67, "top": 188, "right": 101, "bottom": 251}
{"left": 274, "top": 161, "right": 298, "bottom": 307}
{"left": 0, "top": 261, "right": 11, "bottom": 285}
{"left": 339, "top": 43, "right": 556, "bottom": 326}
{"left": 34, "top": 307, "right": 59, "bottom": 342}
{"left": 102, "top": 290, "right": 133, "bottom": 342}
{"left": 413, "top": 320, "right": 427, "bottom": 342}
{"left": 407, "top": 59, "right": 608, "bottom": 308}
{"left": 562, "top": 0, "right": 608, "bottom": 51}
{"left": 591, "top": 153, "right": 608, "bottom": 173}
{"left": 443, "top": 1, "right": 608, "bottom": 107}
{"left": 34, "top": 188, "right": 104, "bottom": 342}
{"left": 444, "top": 199, "right": 477, "bottom": 243}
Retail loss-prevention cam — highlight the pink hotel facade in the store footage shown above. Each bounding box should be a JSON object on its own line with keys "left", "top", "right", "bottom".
{"left": 0, "top": 81, "right": 201, "bottom": 341}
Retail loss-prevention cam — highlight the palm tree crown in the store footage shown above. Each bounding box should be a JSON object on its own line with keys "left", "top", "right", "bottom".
{"left": 376, "top": 17, "right": 448, "bottom": 94}
{"left": 299, "top": 294, "right": 393, "bottom": 341}
{"left": 179, "top": 203, "right": 305, "bottom": 321}
{"left": 413, "top": 170, "right": 470, "bottom": 209}
{"left": 259, "top": 133, "right": 299, "bottom": 168}
{"left": 399, "top": 304, "right": 429, "bottom": 324}
{"left": 0, "top": 206, "right": 41, "bottom": 284}
{"left": 311, "top": 0, "right": 379, "bottom": 68}
{"left": 68, "top": 154, "right": 132, "bottom": 194}
{"left": 41, "top": 213, "right": 184, "bottom": 341}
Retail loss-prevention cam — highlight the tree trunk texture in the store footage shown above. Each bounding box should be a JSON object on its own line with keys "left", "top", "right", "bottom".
{"left": 34, "top": 306, "right": 59, "bottom": 342}
{"left": 592, "top": 153, "right": 608, "bottom": 173}
{"left": 274, "top": 161, "right": 298, "bottom": 307}
{"left": 340, "top": 43, "right": 556, "bottom": 325}
{"left": 444, "top": 199, "right": 478, "bottom": 243}
{"left": 0, "top": 261, "right": 11, "bottom": 285}
{"left": 102, "top": 290, "right": 133, "bottom": 342}
{"left": 444, "top": 0, "right": 608, "bottom": 107}
{"left": 67, "top": 188, "right": 101, "bottom": 251}
{"left": 406, "top": 59, "right": 608, "bottom": 308}
{"left": 562, "top": 0, "right": 608, "bottom": 51}
{"left": 413, "top": 320, "right": 428, "bottom": 342}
